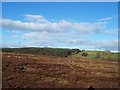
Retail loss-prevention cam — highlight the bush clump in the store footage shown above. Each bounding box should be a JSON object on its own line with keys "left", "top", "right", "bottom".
{"left": 81, "top": 52, "right": 88, "bottom": 57}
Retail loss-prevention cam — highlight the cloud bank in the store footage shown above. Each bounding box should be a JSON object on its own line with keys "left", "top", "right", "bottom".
{"left": 1, "top": 14, "right": 108, "bottom": 33}
{"left": 1, "top": 14, "right": 118, "bottom": 51}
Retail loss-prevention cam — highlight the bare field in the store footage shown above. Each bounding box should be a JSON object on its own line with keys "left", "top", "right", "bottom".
{"left": 2, "top": 52, "right": 119, "bottom": 88}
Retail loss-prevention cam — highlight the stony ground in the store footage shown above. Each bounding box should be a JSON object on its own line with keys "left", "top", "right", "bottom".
{"left": 2, "top": 52, "right": 119, "bottom": 88}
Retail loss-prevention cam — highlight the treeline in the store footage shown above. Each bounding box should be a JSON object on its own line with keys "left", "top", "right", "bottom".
{"left": 2, "top": 47, "right": 81, "bottom": 57}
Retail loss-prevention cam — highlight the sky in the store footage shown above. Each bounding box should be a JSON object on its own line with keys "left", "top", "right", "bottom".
{"left": 2, "top": 0, "right": 120, "bottom": 2}
{"left": 1, "top": 2, "right": 119, "bottom": 51}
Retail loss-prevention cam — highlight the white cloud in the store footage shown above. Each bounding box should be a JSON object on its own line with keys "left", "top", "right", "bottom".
{"left": 1, "top": 14, "right": 109, "bottom": 34}
{"left": 94, "top": 40, "right": 118, "bottom": 50}
{"left": 98, "top": 17, "right": 112, "bottom": 21}
{"left": 24, "top": 14, "right": 48, "bottom": 23}
{"left": 23, "top": 31, "right": 51, "bottom": 41}
{"left": 66, "top": 39, "right": 118, "bottom": 51}
{"left": 1, "top": 19, "right": 58, "bottom": 32}
{"left": 72, "top": 22, "right": 105, "bottom": 33}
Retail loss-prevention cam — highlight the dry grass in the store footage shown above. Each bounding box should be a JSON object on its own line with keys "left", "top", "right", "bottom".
{"left": 2, "top": 52, "right": 119, "bottom": 88}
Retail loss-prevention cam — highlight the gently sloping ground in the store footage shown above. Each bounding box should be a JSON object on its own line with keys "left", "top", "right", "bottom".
{"left": 2, "top": 52, "right": 119, "bottom": 88}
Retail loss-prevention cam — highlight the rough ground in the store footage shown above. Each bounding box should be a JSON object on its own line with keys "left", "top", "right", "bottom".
{"left": 2, "top": 52, "right": 119, "bottom": 88}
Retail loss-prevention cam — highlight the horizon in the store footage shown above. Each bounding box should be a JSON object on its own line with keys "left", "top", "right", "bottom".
{"left": 1, "top": 2, "right": 119, "bottom": 52}
{"left": 1, "top": 46, "right": 119, "bottom": 53}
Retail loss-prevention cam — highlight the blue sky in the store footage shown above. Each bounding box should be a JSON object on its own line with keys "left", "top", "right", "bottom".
{"left": 1, "top": 2, "right": 118, "bottom": 51}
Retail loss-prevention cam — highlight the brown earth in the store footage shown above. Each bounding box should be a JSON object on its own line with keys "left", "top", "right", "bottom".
{"left": 2, "top": 52, "right": 119, "bottom": 88}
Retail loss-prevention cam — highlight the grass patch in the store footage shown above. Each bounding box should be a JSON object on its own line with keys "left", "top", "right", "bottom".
{"left": 69, "top": 50, "right": 119, "bottom": 61}
{"left": 41, "top": 76, "right": 69, "bottom": 85}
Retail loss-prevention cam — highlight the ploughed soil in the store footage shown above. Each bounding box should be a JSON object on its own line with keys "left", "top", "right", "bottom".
{"left": 2, "top": 52, "right": 119, "bottom": 88}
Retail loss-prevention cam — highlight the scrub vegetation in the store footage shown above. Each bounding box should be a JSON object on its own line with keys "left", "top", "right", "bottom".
{"left": 2, "top": 47, "right": 119, "bottom": 88}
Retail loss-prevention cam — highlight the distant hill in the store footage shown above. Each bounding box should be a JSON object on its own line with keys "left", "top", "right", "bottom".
{"left": 2, "top": 47, "right": 81, "bottom": 57}
{"left": 2, "top": 47, "right": 119, "bottom": 61}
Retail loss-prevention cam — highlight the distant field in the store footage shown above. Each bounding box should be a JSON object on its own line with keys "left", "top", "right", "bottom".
{"left": 69, "top": 50, "right": 119, "bottom": 61}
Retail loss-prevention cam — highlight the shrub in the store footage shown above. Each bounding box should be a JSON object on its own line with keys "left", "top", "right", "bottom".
{"left": 96, "top": 52, "right": 101, "bottom": 58}
{"left": 81, "top": 52, "right": 88, "bottom": 57}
